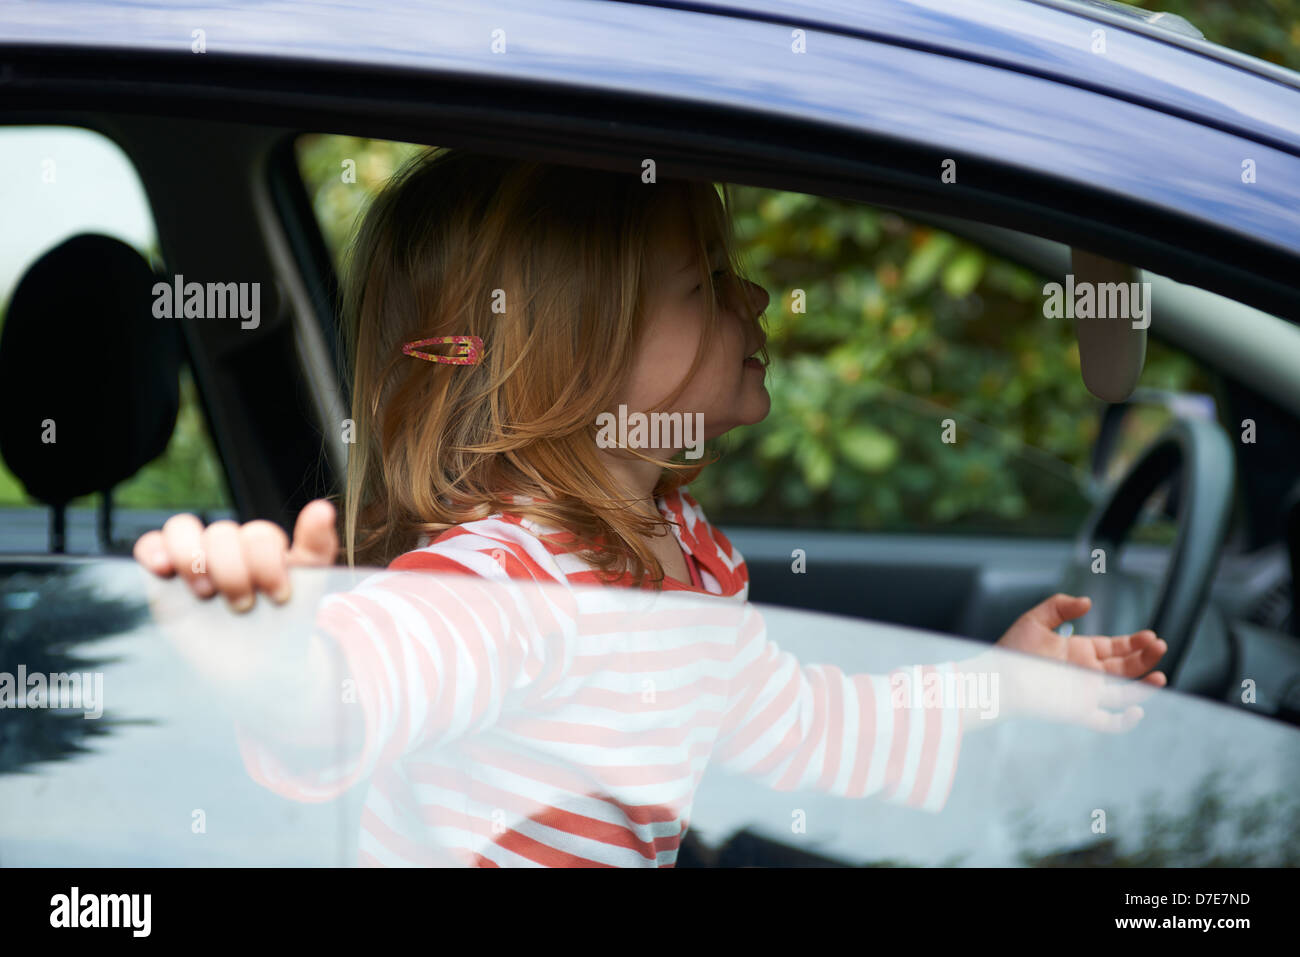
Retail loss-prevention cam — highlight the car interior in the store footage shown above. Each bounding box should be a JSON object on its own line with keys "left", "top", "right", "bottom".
{"left": 2, "top": 95, "right": 1300, "bottom": 755}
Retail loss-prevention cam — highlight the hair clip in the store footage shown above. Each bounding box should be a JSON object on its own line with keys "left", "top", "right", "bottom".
{"left": 401, "top": 335, "right": 484, "bottom": 365}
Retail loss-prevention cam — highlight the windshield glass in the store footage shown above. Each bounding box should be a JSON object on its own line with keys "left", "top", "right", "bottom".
{"left": 2, "top": 561, "right": 1296, "bottom": 867}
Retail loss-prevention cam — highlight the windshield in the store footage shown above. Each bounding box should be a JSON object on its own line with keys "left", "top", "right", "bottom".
{"left": 2, "top": 560, "right": 1296, "bottom": 867}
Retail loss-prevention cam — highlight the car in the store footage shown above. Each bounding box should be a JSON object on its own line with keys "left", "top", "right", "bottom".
{"left": 1, "top": 0, "right": 1299, "bottom": 869}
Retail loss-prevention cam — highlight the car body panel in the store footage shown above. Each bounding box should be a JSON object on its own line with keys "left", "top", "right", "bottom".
{"left": 6, "top": 0, "right": 1300, "bottom": 149}
{"left": 645, "top": 0, "right": 1300, "bottom": 147}
{"left": 3, "top": 0, "right": 1299, "bottom": 273}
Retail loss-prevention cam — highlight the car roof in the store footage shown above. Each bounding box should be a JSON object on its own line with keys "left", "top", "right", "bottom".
{"left": 3, "top": 0, "right": 1300, "bottom": 154}
{"left": 675, "top": 0, "right": 1300, "bottom": 93}
{"left": 5, "top": 0, "right": 1299, "bottom": 322}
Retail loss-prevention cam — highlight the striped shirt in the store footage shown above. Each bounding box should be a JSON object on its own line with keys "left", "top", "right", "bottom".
{"left": 237, "top": 486, "right": 966, "bottom": 866}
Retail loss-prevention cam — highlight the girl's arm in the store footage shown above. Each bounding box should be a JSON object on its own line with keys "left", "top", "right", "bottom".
{"left": 234, "top": 545, "right": 575, "bottom": 803}
{"left": 712, "top": 605, "right": 1158, "bottom": 813}
{"left": 136, "top": 502, "right": 572, "bottom": 803}
{"left": 712, "top": 610, "right": 971, "bottom": 814}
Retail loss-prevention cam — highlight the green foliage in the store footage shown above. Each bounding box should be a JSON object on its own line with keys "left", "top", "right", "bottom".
{"left": 295, "top": 134, "right": 424, "bottom": 264}
{"left": 1130, "top": 0, "right": 1300, "bottom": 71}
{"left": 696, "top": 187, "right": 1211, "bottom": 535}
{"left": 694, "top": 191, "right": 1113, "bottom": 534}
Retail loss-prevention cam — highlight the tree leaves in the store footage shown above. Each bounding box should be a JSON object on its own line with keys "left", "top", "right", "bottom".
{"left": 838, "top": 425, "right": 898, "bottom": 472}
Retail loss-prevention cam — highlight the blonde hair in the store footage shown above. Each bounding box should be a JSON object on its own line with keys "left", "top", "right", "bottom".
{"left": 340, "top": 147, "right": 763, "bottom": 586}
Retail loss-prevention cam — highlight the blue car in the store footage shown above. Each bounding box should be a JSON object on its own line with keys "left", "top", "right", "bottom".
{"left": 0, "top": 0, "right": 1298, "bottom": 872}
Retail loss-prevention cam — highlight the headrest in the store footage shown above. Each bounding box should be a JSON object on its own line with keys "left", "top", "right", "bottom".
{"left": 0, "top": 234, "right": 181, "bottom": 506}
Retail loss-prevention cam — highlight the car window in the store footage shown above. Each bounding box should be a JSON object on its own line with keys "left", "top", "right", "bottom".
{"left": 1, "top": 563, "right": 1296, "bottom": 866}
{"left": 0, "top": 126, "right": 231, "bottom": 554}
{"left": 293, "top": 135, "right": 1218, "bottom": 543}
{"left": 697, "top": 189, "right": 1223, "bottom": 542}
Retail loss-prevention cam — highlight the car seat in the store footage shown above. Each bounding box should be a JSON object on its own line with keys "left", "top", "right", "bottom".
{"left": 0, "top": 233, "right": 182, "bottom": 553}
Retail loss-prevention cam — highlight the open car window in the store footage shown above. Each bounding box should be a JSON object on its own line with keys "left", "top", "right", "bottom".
{"left": 292, "top": 135, "right": 1226, "bottom": 544}
{"left": 2, "top": 561, "right": 1296, "bottom": 867}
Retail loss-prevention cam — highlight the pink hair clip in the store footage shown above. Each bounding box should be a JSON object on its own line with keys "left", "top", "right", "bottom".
{"left": 401, "top": 335, "right": 484, "bottom": 365}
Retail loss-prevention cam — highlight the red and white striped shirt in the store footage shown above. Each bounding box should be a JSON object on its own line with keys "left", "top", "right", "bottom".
{"left": 237, "top": 487, "right": 966, "bottom": 866}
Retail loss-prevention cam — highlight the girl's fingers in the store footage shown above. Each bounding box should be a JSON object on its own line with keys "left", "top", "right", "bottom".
{"left": 202, "top": 521, "right": 255, "bottom": 612}
{"left": 1042, "top": 663, "right": 1158, "bottom": 731}
{"left": 287, "top": 499, "right": 339, "bottom": 567}
{"left": 133, "top": 530, "right": 174, "bottom": 577}
{"left": 1027, "top": 593, "right": 1091, "bottom": 631}
{"left": 1102, "top": 637, "right": 1168, "bottom": 678}
{"left": 161, "top": 513, "right": 214, "bottom": 598}
{"left": 240, "top": 520, "right": 293, "bottom": 604}
{"left": 143, "top": 504, "right": 331, "bottom": 613}
{"left": 1089, "top": 630, "right": 1160, "bottom": 662}
{"left": 1084, "top": 633, "right": 1128, "bottom": 660}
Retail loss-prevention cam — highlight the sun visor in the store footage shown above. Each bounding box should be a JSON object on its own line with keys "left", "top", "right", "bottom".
{"left": 1063, "top": 249, "right": 1149, "bottom": 404}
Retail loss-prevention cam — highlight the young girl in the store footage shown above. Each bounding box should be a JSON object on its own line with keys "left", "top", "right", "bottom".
{"left": 135, "top": 148, "right": 1168, "bottom": 867}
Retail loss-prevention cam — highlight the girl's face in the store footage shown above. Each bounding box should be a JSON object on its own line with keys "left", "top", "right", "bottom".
{"left": 615, "top": 195, "right": 771, "bottom": 448}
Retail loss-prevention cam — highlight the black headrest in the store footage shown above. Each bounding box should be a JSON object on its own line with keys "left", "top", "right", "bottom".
{"left": 0, "top": 234, "right": 181, "bottom": 507}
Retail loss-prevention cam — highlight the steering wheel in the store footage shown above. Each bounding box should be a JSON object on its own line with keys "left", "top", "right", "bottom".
{"left": 1058, "top": 417, "right": 1235, "bottom": 684}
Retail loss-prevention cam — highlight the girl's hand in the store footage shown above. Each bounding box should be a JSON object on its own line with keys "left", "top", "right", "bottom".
{"left": 991, "top": 593, "right": 1168, "bottom": 731}
{"left": 132, "top": 498, "right": 339, "bottom": 612}
{"left": 996, "top": 593, "right": 1168, "bottom": 683}
{"left": 136, "top": 500, "right": 348, "bottom": 748}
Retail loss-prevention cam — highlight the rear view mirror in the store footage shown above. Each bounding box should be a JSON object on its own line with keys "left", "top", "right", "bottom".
{"left": 1066, "top": 248, "right": 1148, "bottom": 404}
